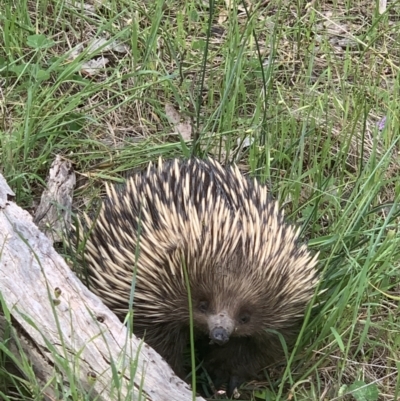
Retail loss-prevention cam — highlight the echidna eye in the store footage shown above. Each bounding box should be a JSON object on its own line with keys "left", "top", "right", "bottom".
{"left": 239, "top": 312, "right": 251, "bottom": 325}
{"left": 198, "top": 301, "right": 208, "bottom": 313}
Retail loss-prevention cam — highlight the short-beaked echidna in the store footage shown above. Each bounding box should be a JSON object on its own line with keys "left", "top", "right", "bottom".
{"left": 75, "top": 157, "right": 319, "bottom": 395}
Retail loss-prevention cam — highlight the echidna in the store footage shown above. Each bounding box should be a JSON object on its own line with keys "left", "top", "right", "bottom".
{"left": 75, "top": 157, "right": 319, "bottom": 396}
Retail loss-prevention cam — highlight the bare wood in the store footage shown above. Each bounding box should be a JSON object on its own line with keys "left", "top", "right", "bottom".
{"left": 0, "top": 173, "right": 204, "bottom": 401}
{"left": 0, "top": 174, "right": 15, "bottom": 205}
{"left": 33, "top": 155, "right": 76, "bottom": 243}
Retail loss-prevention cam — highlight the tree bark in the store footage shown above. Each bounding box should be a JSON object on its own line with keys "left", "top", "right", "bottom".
{"left": 0, "top": 174, "right": 204, "bottom": 401}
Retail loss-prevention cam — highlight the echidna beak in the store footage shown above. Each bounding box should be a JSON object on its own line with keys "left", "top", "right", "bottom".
{"left": 208, "top": 311, "right": 235, "bottom": 345}
{"left": 210, "top": 327, "right": 230, "bottom": 345}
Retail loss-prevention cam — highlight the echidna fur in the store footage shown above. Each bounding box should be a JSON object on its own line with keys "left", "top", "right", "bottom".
{"left": 74, "top": 157, "right": 319, "bottom": 396}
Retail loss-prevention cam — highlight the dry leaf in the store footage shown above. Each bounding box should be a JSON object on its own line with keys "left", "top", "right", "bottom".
{"left": 67, "top": 44, "right": 84, "bottom": 61}
{"left": 81, "top": 57, "right": 109, "bottom": 76}
{"left": 218, "top": 10, "right": 228, "bottom": 24}
{"left": 165, "top": 103, "right": 192, "bottom": 141}
{"left": 68, "top": 38, "right": 128, "bottom": 64}
{"left": 379, "top": 0, "right": 387, "bottom": 14}
{"left": 87, "top": 38, "right": 129, "bottom": 54}
{"left": 165, "top": 103, "right": 181, "bottom": 125}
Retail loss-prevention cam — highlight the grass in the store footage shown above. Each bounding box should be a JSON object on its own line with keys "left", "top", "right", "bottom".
{"left": 1, "top": 0, "right": 400, "bottom": 399}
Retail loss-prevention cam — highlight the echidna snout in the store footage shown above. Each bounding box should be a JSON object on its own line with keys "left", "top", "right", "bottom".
{"left": 210, "top": 328, "right": 230, "bottom": 345}
{"left": 208, "top": 311, "right": 235, "bottom": 345}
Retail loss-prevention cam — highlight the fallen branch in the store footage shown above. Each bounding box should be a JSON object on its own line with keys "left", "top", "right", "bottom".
{"left": 0, "top": 173, "right": 204, "bottom": 401}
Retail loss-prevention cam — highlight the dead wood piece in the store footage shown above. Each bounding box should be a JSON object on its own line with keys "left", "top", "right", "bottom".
{"left": 33, "top": 155, "right": 76, "bottom": 243}
{"left": 0, "top": 173, "right": 204, "bottom": 401}
{"left": 0, "top": 174, "right": 15, "bottom": 207}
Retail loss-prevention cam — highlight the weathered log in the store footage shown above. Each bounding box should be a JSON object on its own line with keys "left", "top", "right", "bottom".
{"left": 0, "top": 173, "right": 204, "bottom": 401}
{"left": 33, "top": 155, "right": 76, "bottom": 243}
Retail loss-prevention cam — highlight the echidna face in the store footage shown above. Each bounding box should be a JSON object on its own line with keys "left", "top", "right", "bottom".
{"left": 192, "top": 294, "right": 259, "bottom": 345}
